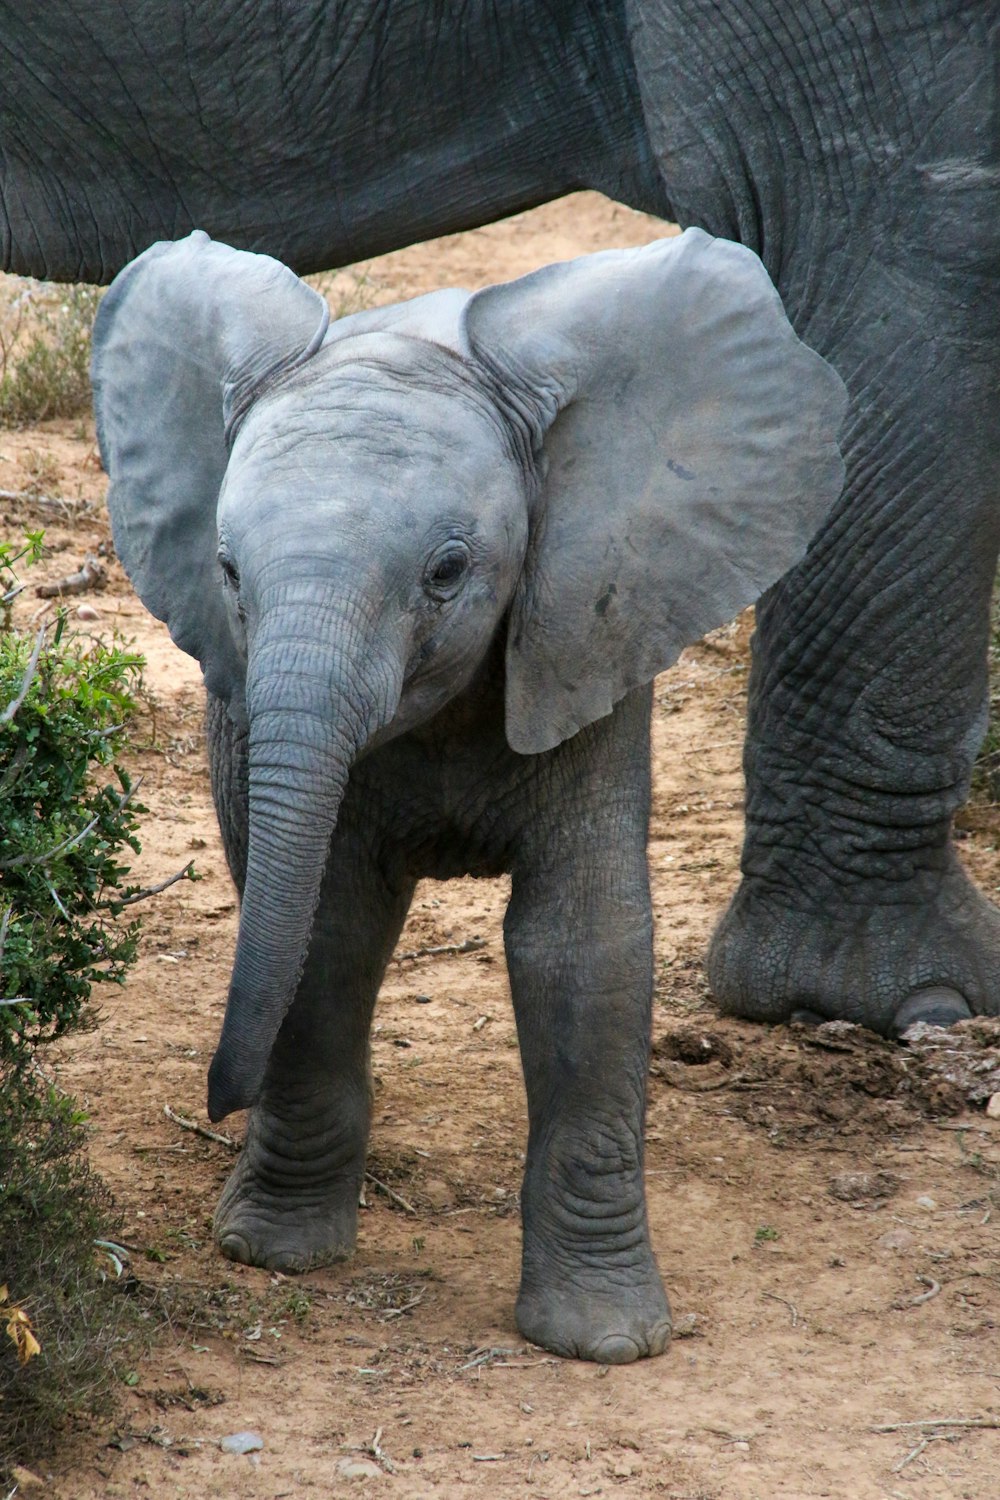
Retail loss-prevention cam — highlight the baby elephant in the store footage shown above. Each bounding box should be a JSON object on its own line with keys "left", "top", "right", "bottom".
{"left": 93, "top": 229, "right": 844, "bottom": 1362}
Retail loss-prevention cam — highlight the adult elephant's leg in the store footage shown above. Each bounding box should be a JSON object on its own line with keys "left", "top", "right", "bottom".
{"left": 709, "top": 288, "right": 1000, "bottom": 1033}
{"left": 505, "top": 689, "right": 670, "bottom": 1363}
{"left": 205, "top": 699, "right": 414, "bottom": 1270}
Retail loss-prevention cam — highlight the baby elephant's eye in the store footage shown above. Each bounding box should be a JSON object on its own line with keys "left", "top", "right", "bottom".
{"left": 424, "top": 542, "right": 471, "bottom": 599}
{"left": 218, "top": 553, "right": 240, "bottom": 590}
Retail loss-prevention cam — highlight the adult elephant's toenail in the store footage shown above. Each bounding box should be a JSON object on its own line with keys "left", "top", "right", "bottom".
{"left": 593, "top": 1334, "right": 642, "bottom": 1364}
{"left": 891, "top": 986, "right": 972, "bottom": 1038}
{"left": 218, "top": 1231, "right": 253, "bottom": 1265}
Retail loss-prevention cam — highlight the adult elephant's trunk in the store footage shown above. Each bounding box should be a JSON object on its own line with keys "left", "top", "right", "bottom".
{"left": 206, "top": 614, "right": 400, "bottom": 1122}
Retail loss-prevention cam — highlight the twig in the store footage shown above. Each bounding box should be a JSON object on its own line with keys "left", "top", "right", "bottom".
{"left": 0, "top": 621, "right": 45, "bottom": 725}
{"left": 892, "top": 1437, "right": 929, "bottom": 1473}
{"left": 35, "top": 553, "right": 106, "bottom": 598}
{"left": 762, "top": 1291, "right": 799, "bottom": 1326}
{"left": 364, "top": 1170, "right": 416, "bottom": 1215}
{"left": 380, "top": 1291, "right": 424, "bottom": 1321}
{"left": 391, "top": 937, "right": 486, "bottom": 964}
{"left": 370, "top": 1427, "right": 396, "bottom": 1474}
{"left": 163, "top": 1104, "right": 238, "bottom": 1150}
{"left": 0, "top": 487, "right": 76, "bottom": 512}
{"left": 0, "top": 905, "right": 10, "bottom": 980}
{"left": 871, "top": 1417, "right": 1000, "bottom": 1433}
{"left": 911, "top": 1274, "right": 941, "bottom": 1306}
{"left": 457, "top": 1347, "right": 517, "bottom": 1372}
{"left": 109, "top": 862, "right": 196, "bottom": 908}
{"left": 490, "top": 1359, "right": 557, "bottom": 1368}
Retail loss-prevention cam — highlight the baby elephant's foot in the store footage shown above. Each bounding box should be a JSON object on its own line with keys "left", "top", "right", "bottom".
{"left": 214, "top": 1127, "right": 362, "bottom": 1273}
{"left": 517, "top": 1166, "right": 671, "bottom": 1361}
{"left": 516, "top": 1268, "right": 672, "bottom": 1364}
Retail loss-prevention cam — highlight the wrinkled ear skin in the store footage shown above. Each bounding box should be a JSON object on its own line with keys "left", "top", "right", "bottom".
{"left": 91, "top": 232, "right": 329, "bottom": 710}
{"left": 464, "top": 229, "right": 848, "bottom": 755}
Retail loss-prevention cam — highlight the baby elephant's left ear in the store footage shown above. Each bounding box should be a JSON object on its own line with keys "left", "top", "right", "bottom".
{"left": 464, "top": 229, "right": 847, "bottom": 755}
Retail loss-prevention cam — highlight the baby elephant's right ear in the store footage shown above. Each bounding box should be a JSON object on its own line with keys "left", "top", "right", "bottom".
{"left": 91, "top": 231, "right": 329, "bottom": 702}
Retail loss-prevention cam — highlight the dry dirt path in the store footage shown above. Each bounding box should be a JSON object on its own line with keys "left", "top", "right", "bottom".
{"left": 2, "top": 194, "right": 998, "bottom": 1500}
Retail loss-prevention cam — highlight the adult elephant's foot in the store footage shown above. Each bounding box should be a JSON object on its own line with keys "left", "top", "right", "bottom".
{"left": 708, "top": 858, "right": 1000, "bottom": 1034}
{"left": 214, "top": 1107, "right": 363, "bottom": 1272}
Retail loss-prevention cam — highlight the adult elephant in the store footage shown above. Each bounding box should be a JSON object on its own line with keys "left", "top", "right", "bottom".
{"left": 3, "top": 4, "right": 998, "bottom": 1033}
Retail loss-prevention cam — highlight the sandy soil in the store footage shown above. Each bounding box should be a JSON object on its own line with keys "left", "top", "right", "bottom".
{"left": 2, "top": 193, "right": 999, "bottom": 1500}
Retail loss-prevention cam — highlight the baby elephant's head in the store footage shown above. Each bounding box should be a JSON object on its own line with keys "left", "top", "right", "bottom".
{"left": 93, "top": 229, "right": 845, "bottom": 1122}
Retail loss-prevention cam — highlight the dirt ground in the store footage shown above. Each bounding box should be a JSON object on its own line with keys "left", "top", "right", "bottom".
{"left": 3, "top": 194, "right": 999, "bottom": 1500}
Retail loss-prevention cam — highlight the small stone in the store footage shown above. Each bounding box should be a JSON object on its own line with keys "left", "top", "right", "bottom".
{"left": 915, "top": 1195, "right": 937, "bottom": 1211}
{"left": 337, "top": 1458, "right": 382, "bottom": 1480}
{"left": 828, "top": 1170, "right": 900, "bottom": 1202}
{"left": 672, "top": 1312, "right": 702, "bottom": 1339}
{"left": 733, "top": 1441, "right": 751, "bottom": 1453}
{"left": 877, "top": 1227, "right": 915, "bottom": 1252}
{"left": 10, "top": 1467, "right": 45, "bottom": 1491}
{"left": 76, "top": 603, "right": 100, "bottom": 621}
{"left": 422, "top": 1178, "right": 454, "bottom": 1211}
{"left": 220, "top": 1431, "right": 264, "bottom": 1455}
{"left": 986, "top": 1092, "right": 1000, "bottom": 1119}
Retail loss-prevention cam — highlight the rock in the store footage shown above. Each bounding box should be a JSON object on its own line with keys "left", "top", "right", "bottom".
{"left": 336, "top": 1457, "right": 382, "bottom": 1480}
{"left": 220, "top": 1431, "right": 264, "bottom": 1455}
{"left": 10, "top": 1467, "right": 45, "bottom": 1490}
{"left": 915, "top": 1195, "right": 937, "bottom": 1210}
{"left": 422, "top": 1178, "right": 454, "bottom": 1210}
{"left": 986, "top": 1092, "right": 1000, "bottom": 1119}
{"left": 76, "top": 603, "right": 100, "bottom": 620}
{"left": 827, "top": 1170, "right": 900, "bottom": 1202}
{"left": 876, "top": 1227, "right": 915, "bottom": 1252}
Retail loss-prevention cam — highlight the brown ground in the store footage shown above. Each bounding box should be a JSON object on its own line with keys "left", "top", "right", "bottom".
{"left": 3, "top": 194, "right": 999, "bottom": 1500}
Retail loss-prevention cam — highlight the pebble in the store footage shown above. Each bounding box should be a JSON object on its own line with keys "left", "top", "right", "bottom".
{"left": 76, "top": 603, "right": 100, "bottom": 621}
{"left": 220, "top": 1431, "right": 264, "bottom": 1455}
{"left": 828, "top": 1170, "right": 899, "bottom": 1202}
{"left": 986, "top": 1092, "right": 1000, "bottom": 1119}
{"left": 336, "top": 1458, "right": 382, "bottom": 1480}
{"left": 915, "top": 1195, "right": 937, "bottom": 1211}
{"left": 10, "top": 1468, "right": 45, "bottom": 1491}
{"left": 876, "top": 1227, "right": 915, "bottom": 1252}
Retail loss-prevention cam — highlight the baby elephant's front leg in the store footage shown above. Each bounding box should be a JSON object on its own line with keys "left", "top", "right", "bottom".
{"left": 505, "top": 709, "right": 670, "bottom": 1363}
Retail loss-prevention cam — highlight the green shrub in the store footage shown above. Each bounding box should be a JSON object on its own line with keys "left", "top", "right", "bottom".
{"left": 0, "top": 283, "right": 101, "bottom": 428}
{"left": 0, "top": 541, "right": 145, "bottom": 1055}
{"left": 1, "top": 535, "right": 153, "bottom": 1473}
{"left": 1, "top": 1071, "right": 152, "bottom": 1471}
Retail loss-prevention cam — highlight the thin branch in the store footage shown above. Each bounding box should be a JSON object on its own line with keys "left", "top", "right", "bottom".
{"left": 391, "top": 937, "right": 486, "bottom": 964}
{"left": 107, "top": 862, "right": 196, "bottom": 908}
{"left": 35, "top": 554, "right": 106, "bottom": 598}
{"left": 364, "top": 1171, "right": 417, "bottom": 1215}
{"left": 0, "top": 905, "right": 11, "bottom": 978}
{"left": 40, "top": 878, "right": 71, "bottom": 924}
{"left": 762, "top": 1291, "right": 799, "bottom": 1326}
{"left": 0, "top": 622, "right": 45, "bottom": 725}
{"left": 163, "top": 1105, "right": 238, "bottom": 1150}
{"left": 871, "top": 1417, "right": 1000, "bottom": 1433}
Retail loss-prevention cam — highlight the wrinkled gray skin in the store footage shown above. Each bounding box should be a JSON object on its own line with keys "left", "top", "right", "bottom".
{"left": 4, "top": 4, "right": 998, "bottom": 1039}
{"left": 93, "top": 230, "right": 845, "bottom": 1360}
